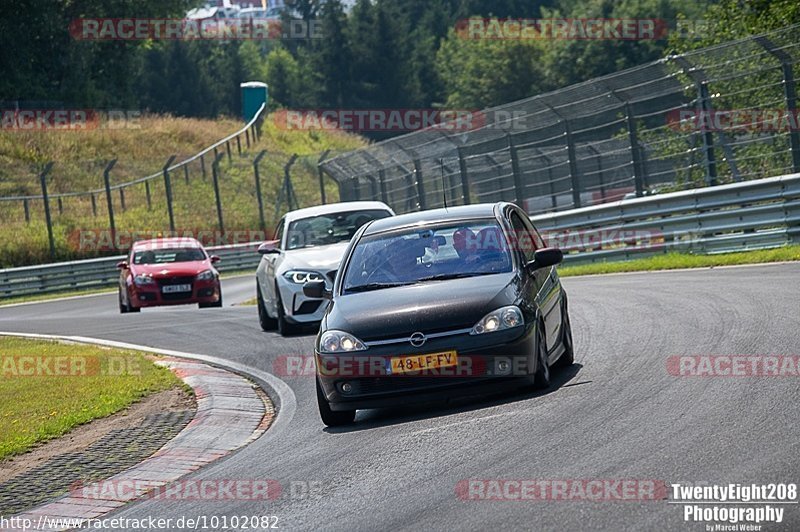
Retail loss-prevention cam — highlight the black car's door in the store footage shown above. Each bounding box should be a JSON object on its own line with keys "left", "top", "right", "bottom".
{"left": 508, "top": 208, "right": 562, "bottom": 353}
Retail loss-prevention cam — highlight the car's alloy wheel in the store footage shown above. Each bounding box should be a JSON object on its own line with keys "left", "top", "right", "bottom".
{"left": 532, "top": 321, "right": 550, "bottom": 389}
{"left": 257, "top": 283, "right": 277, "bottom": 331}
{"left": 316, "top": 378, "right": 355, "bottom": 427}
{"left": 556, "top": 293, "right": 574, "bottom": 368}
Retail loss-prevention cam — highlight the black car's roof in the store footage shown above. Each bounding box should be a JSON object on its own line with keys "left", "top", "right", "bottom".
{"left": 363, "top": 203, "right": 505, "bottom": 236}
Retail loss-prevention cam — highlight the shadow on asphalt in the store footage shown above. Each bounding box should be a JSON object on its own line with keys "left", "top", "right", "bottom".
{"left": 323, "top": 363, "right": 586, "bottom": 434}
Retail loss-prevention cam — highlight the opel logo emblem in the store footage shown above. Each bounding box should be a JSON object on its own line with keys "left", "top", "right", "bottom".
{"left": 410, "top": 332, "right": 427, "bottom": 348}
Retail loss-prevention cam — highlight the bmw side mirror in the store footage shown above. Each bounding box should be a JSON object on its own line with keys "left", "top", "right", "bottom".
{"left": 116, "top": 261, "right": 128, "bottom": 270}
{"left": 527, "top": 247, "right": 563, "bottom": 272}
{"left": 258, "top": 241, "right": 281, "bottom": 255}
{"left": 303, "top": 280, "right": 331, "bottom": 299}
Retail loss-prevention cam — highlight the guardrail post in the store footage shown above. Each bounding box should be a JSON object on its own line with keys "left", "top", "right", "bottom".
{"left": 211, "top": 152, "right": 226, "bottom": 233}
{"left": 253, "top": 150, "right": 267, "bottom": 231}
{"left": 90, "top": 194, "right": 97, "bottom": 217}
{"left": 102, "top": 159, "right": 117, "bottom": 252}
{"left": 508, "top": 135, "right": 525, "bottom": 205}
{"left": 226, "top": 141, "right": 232, "bottom": 163}
{"left": 23, "top": 198, "right": 30, "bottom": 223}
{"left": 625, "top": 103, "right": 645, "bottom": 197}
{"left": 457, "top": 147, "right": 471, "bottom": 205}
{"left": 317, "top": 150, "right": 331, "bottom": 205}
{"left": 200, "top": 154, "right": 207, "bottom": 180}
{"left": 236, "top": 134, "right": 242, "bottom": 155}
{"left": 755, "top": 36, "right": 800, "bottom": 174}
{"left": 163, "top": 155, "right": 177, "bottom": 233}
{"left": 245, "top": 129, "right": 251, "bottom": 149}
{"left": 119, "top": 188, "right": 126, "bottom": 211}
{"left": 563, "top": 120, "right": 582, "bottom": 208}
{"left": 39, "top": 162, "right": 56, "bottom": 259}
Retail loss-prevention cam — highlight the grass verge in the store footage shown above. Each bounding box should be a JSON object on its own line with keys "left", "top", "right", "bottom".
{"left": 557, "top": 246, "right": 800, "bottom": 277}
{"left": 0, "top": 337, "right": 184, "bottom": 459}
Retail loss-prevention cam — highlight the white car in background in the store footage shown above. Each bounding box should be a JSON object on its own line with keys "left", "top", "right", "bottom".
{"left": 256, "top": 201, "right": 394, "bottom": 335}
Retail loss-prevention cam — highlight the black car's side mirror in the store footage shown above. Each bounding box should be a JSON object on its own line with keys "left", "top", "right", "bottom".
{"left": 526, "top": 247, "right": 563, "bottom": 272}
{"left": 303, "top": 280, "right": 331, "bottom": 299}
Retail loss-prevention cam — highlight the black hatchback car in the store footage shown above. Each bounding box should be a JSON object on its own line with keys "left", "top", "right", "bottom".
{"left": 303, "top": 202, "right": 575, "bottom": 426}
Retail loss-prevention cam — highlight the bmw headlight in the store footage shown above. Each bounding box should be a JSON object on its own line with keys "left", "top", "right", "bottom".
{"left": 319, "top": 330, "right": 367, "bottom": 353}
{"left": 284, "top": 270, "right": 325, "bottom": 284}
{"left": 470, "top": 305, "right": 523, "bottom": 335}
{"left": 133, "top": 274, "right": 155, "bottom": 286}
{"left": 196, "top": 269, "right": 216, "bottom": 281}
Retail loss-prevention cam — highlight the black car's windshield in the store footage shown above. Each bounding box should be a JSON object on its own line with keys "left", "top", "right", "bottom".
{"left": 286, "top": 209, "right": 392, "bottom": 250}
{"left": 342, "top": 219, "right": 512, "bottom": 293}
{"left": 132, "top": 248, "right": 206, "bottom": 265}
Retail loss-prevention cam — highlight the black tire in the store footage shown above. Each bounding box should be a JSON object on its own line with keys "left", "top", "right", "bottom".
{"left": 532, "top": 321, "right": 550, "bottom": 389}
{"left": 555, "top": 293, "right": 575, "bottom": 368}
{"left": 119, "top": 290, "right": 128, "bottom": 314}
{"left": 276, "top": 288, "right": 299, "bottom": 336}
{"left": 257, "top": 284, "right": 277, "bottom": 331}
{"left": 316, "top": 379, "right": 355, "bottom": 427}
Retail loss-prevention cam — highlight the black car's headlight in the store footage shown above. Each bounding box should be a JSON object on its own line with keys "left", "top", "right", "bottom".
{"left": 284, "top": 270, "right": 325, "bottom": 284}
{"left": 196, "top": 269, "right": 216, "bottom": 281}
{"left": 319, "top": 330, "right": 367, "bottom": 353}
{"left": 470, "top": 305, "right": 523, "bottom": 335}
{"left": 133, "top": 274, "right": 155, "bottom": 286}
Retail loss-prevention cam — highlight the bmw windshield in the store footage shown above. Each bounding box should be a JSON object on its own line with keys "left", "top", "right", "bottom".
{"left": 342, "top": 219, "right": 513, "bottom": 293}
{"left": 286, "top": 209, "right": 392, "bottom": 250}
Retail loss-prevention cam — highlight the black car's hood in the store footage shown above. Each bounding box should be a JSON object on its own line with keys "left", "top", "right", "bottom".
{"left": 325, "top": 272, "right": 519, "bottom": 340}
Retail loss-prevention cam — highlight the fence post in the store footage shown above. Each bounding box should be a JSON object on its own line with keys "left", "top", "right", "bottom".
{"left": 163, "top": 155, "right": 177, "bottom": 233}
{"left": 211, "top": 152, "right": 225, "bottom": 233}
{"left": 674, "top": 57, "right": 717, "bottom": 186}
{"left": 144, "top": 181, "right": 152, "bottom": 210}
{"left": 39, "top": 162, "right": 56, "bottom": 260}
{"left": 412, "top": 158, "right": 426, "bottom": 210}
{"left": 563, "top": 120, "right": 582, "bottom": 208}
{"left": 236, "top": 134, "right": 242, "bottom": 155}
{"left": 507, "top": 135, "right": 525, "bottom": 205}
{"left": 183, "top": 164, "right": 189, "bottom": 184}
{"left": 755, "top": 36, "right": 800, "bottom": 174}
{"left": 253, "top": 150, "right": 267, "bottom": 232}
{"left": 200, "top": 154, "right": 207, "bottom": 180}
{"left": 57, "top": 197, "right": 63, "bottom": 215}
{"left": 23, "top": 198, "right": 30, "bottom": 223}
{"left": 226, "top": 141, "right": 232, "bottom": 163}
{"left": 284, "top": 154, "right": 299, "bottom": 211}
{"left": 625, "top": 103, "right": 645, "bottom": 197}
{"left": 119, "top": 188, "right": 126, "bottom": 211}
{"left": 457, "top": 147, "right": 471, "bottom": 205}
{"left": 91, "top": 193, "right": 97, "bottom": 217}
{"left": 317, "top": 149, "right": 331, "bottom": 205}
{"left": 586, "top": 145, "right": 606, "bottom": 201}
{"left": 245, "top": 128, "right": 251, "bottom": 149}
{"left": 102, "top": 159, "right": 117, "bottom": 252}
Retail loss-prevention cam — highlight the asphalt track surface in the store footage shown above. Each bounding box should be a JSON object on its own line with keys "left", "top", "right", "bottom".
{"left": 1, "top": 264, "right": 798, "bottom": 531}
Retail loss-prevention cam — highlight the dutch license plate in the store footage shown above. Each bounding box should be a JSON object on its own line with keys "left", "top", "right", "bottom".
{"left": 390, "top": 351, "right": 458, "bottom": 375}
{"left": 162, "top": 284, "right": 192, "bottom": 293}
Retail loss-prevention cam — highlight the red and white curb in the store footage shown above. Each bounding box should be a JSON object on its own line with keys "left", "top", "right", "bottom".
{"left": 0, "top": 333, "right": 278, "bottom": 531}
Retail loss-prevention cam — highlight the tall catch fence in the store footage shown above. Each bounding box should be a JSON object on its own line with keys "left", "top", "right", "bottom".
{"left": 321, "top": 24, "right": 800, "bottom": 215}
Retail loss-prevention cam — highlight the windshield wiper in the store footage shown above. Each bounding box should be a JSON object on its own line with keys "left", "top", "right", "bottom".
{"left": 345, "top": 282, "right": 411, "bottom": 293}
{"left": 414, "top": 273, "right": 481, "bottom": 283}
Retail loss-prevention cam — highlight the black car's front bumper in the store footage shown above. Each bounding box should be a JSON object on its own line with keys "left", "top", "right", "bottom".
{"left": 316, "top": 323, "right": 539, "bottom": 412}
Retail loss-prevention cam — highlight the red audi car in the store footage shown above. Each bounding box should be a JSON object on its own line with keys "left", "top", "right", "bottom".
{"left": 117, "top": 238, "right": 223, "bottom": 313}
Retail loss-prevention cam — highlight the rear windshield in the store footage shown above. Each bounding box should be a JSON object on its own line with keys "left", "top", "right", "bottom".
{"left": 132, "top": 248, "right": 206, "bottom": 265}
{"left": 342, "top": 219, "right": 512, "bottom": 293}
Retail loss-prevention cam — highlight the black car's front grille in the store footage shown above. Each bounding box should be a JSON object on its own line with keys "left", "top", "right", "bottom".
{"left": 341, "top": 376, "right": 488, "bottom": 396}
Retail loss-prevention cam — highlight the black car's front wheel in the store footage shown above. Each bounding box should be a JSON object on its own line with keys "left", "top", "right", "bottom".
{"left": 531, "top": 321, "right": 550, "bottom": 389}
{"left": 317, "top": 379, "right": 355, "bottom": 427}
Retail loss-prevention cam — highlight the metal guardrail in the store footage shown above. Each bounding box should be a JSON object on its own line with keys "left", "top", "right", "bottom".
{"left": 1, "top": 172, "right": 798, "bottom": 299}
{"left": 0, "top": 243, "right": 263, "bottom": 299}
{"left": 531, "top": 172, "right": 800, "bottom": 264}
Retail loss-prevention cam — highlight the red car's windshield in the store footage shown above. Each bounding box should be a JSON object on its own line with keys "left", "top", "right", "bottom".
{"left": 132, "top": 248, "right": 206, "bottom": 265}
